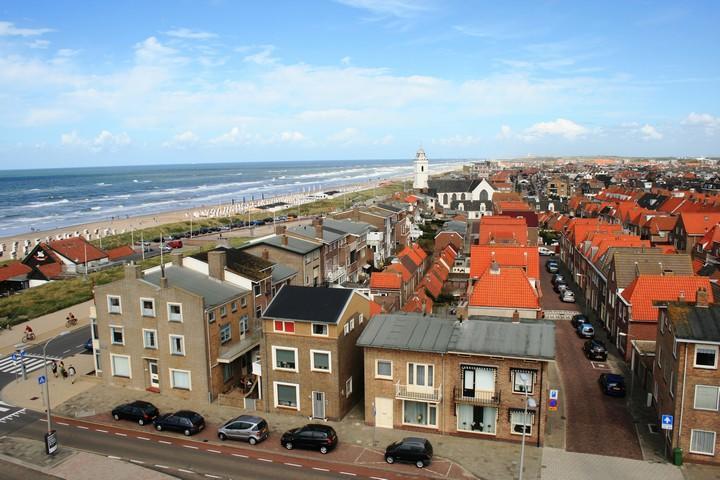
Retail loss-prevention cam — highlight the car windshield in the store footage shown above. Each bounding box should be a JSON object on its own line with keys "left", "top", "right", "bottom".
{"left": 185, "top": 413, "right": 203, "bottom": 423}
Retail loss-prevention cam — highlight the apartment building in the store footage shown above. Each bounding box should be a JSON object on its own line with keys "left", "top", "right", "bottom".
{"left": 93, "top": 260, "right": 253, "bottom": 404}
{"left": 242, "top": 233, "right": 322, "bottom": 287}
{"left": 654, "top": 296, "right": 720, "bottom": 465}
{"left": 358, "top": 313, "right": 554, "bottom": 445}
{"left": 260, "top": 285, "right": 375, "bottom": 420}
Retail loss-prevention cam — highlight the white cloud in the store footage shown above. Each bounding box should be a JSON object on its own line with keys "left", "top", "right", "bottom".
{"left": 497, "top": 125, "right": 513, "bottom": 139}
{"left": 134, "top": 36, "right": 185, "bottom": 65}
{"left": 374, "top": 134, "right": 394, "bottom": 145}
{"left": 279, "top": 131, "right": 305, "bottom": 142}
{"left": 521, "top": 118, "right": 588, "bottom": 140}
{"left": 162, "top": 130, "right": 199, "bottom": 148}
{"left": 683, "top": 112, "right": 720, "bottom": 135}
{"left": 61, "top": 130, "right": 131, "bottom": 152}
{"left": 27, "top": 39, "right": 50, "bottom": 49}
{"left": 341, "top": 56, "right": 351, "bottom": 66}
{"left": 432, "top": 135, "right": 481, "bottom": 146}
{"left": 639, "top": 124, "right": 662, "bottom": 140}
{"left": 210, "top": 126, "right": 260, "bottom": 145}
{"left": 0, "top": 21, "right": 53, "bottom": 37}
{"left": 335, "top": 0, "right": 431, "bottom": 18}
{"left": 243, "top": 45, "right": 277, "bottom": 65}
{"left": 164, "top": 28, "right": 217, "bottom": 40}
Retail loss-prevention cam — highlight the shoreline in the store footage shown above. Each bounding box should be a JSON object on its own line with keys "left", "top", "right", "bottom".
{"left": 0, "top": 164, "right": 460, "bottom": 258}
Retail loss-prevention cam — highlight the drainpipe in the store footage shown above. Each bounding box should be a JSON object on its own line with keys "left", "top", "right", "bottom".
{"left": 677, "top": 343, "right": 688, "bottom": 451}
{"left": 537, "top": 362, "right": 544, "bottom": 448}
{"left": 205, "top": 308, "right": 213, "bottom": 403}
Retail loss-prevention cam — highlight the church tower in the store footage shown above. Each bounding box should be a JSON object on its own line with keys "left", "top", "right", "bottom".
{"left": 413, "top": 148, "right": 429, "bottom": 190}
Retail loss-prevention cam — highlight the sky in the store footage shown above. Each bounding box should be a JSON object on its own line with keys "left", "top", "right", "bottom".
{"left": 0, "top": 0, "right": 719, "bottom": 169}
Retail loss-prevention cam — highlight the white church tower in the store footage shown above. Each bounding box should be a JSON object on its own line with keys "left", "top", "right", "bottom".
{"left": 413, "top": 148, "right": 429, "bottom": 190}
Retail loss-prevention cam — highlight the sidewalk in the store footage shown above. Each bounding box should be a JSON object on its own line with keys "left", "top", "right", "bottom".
{"left": 0, "top": 301, "right": 93, "bottom": 355}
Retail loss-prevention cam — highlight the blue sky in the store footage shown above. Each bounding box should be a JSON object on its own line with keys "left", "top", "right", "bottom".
{"left": 0, "top": 0, "right": 718, "bottom": 168}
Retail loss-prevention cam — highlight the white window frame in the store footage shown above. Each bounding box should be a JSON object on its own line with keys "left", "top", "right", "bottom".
{"left": 349, "top": 318, "right": 355, "bottom": 331}
{"left": 142, "top": 328, "right": 157, "bottom": 349}
{"left": 109, "top": 325, "right": 124, "bottom": 345}
{"left": 241, "top": 296, "right": 248, "bottom": 307}
{"left": 408, "top": 362, "right": 434, "bottom": 387}
{"left": 110, "top": 354, "right": 131, "bottom": 378}
{"left": 694, "top": 345, "right": 718, "bottom": 369}
{"left": 208, "top": 310, "right": 216, "bottom": 323}
{"left": 375, "top": 359, "right": 393, "bottom": 379}
{"left": 694, "top": 385, "right": 720, "bottom": 411}
{"left": 219, "top": 323, "right": 232, "bottom": 344}
{"left": 169, "top": 368, "right": 192, "bottom": 391}
{"left": 107, "top": 295, "right": 122, "bottom": 314}
{"left": 231, "top": 301, "right": 237, "bottom": 313}
{"left": 310, "top": 349, "right": 332, "bottom": 373}
{"left": 169, "top": 334, "right": 185, "bottom": 356}
{"left": 346, "top": 376, "right": 353, "bottom": 397}
{"left": 511, "top": 370, "right": 537, "bottom": 394}
{"left": 273, "top": 381, "right": 300, "bottom": 410}
{"left": 359, "top": 313, "right": 364, "bottom": 324}
{"left": 220, "top": 305, "right": 227, "bottom": 317}
{"left": 272, "top": 346, "right": 299, "bottom": 372}
{"left": 311, "top": 323, "right": 328, "bottom": 337}
{"left": 140, "top": 297, "right": 156, "bottom": 317}
{"left": 167, "top": 302, "right": 183, "bottom": 322}
{"left": 401, "top": 400, "right": 438, "bottom": 428}
{"left": 343, "top": 323, "right": 350, "bottom": 335}
{"left": 510, "top": 409, "right": 535, "bottom": 436}
{"left": 690, "top": 429, "right": 717, "bottom": 456}
{"left": 239, "top": 315, "right": 249, "bottom": 336}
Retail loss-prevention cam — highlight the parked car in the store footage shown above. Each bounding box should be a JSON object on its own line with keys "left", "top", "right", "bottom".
{"left": 280, "top": 424, "right": 338, "bottom": 454}
{"left": 160, "top": 244, "right": 172, "bottom": 253}
{"left": 546, "top": 263, "right": 559, "bottom": 273}
{"left": 571, "top": 314, "right": 588, "bottom": 329}
{"left": 553, "top": 282, "right": 569, "bottom": 294}
{"left": 551, "top": 274, "right": 565, "bottom": 285}
{"left": 576, "top": 322, "right": 594, "bottom": 338}
{"left": 262, "top": 217, "right": 274, "bottom": 223}
{"left": 112, "top": 400, "right": 159, "bottom": 425}
{"left": 538, "top": 246, "right": 554, "bottom": 256}
{"left": 599, "top": 373, "right": 626, "bottom": 397}
{"left": 153, "top": 410, "right": 205, "bottom": 436}
{"left": 84, "top": 337, "right": 93, "bottom": 351}
{"left": 166, "top": 239, "right": 183, "bottom": 249}
{"left": 276, "top": 215, "right": 288, "bottom": 222}
{"left": 288, "top": 213, "right": 298, "bottom": 219}
{"left": 583, "top": 339, "right": 608, "bottom": 360}
{"left": 218, "top": 415, "right": 269, "bottom": 444}
{"left": 384, "top": 437, "right": 434, "bottom": 469}
{"left": 561, "top": 290, "right": 576, "bottom": 303}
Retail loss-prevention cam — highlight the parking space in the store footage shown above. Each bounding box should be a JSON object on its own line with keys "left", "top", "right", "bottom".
{"left": 538, "top": 256, "right": 581, "bottom": 312}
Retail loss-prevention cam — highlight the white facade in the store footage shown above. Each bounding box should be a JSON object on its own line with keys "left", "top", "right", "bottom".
{"left": 413, "top": 148, "right": 429, "bottom": 190}
{"left": 436, "top": 179, "right": 496, "bottom": 208}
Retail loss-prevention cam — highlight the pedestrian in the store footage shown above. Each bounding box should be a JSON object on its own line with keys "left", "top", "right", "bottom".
{"left": 51, "top": 360, "right": 58, "bottom": 378}
{"left": 59, "top": 361, "right": 66, "bottom": 380}
{"left": 67, "top": 364, "right": 76, "bottom": 384}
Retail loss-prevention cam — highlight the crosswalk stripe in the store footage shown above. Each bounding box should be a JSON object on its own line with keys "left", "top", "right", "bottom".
{"left": 0, "top": 358, "right": 51, "bottom": 375}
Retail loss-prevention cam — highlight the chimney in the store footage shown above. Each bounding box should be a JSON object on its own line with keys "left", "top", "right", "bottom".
{"left": 512, "top": 309, "right": 520, "bottom": 323}
{"left": 489, "top": 261, "right": 501, "bottom": 275}
{"left": 124, "top": 262, "right": 141, "bottom": 280}
{"left": 262, "top": 248, "right": 270, "bottom": 260}
{"left": 282, "top": 235, "right": 289, "bottom": 246}
{"left": 275, "top": 225, "right": 287, "bottom": 235}
{"left": 171, "top": 252, "right": 183, "bottom": 267}
{"left": 678, "top": 290, "right": 685, "bottom": 302}
{"left": 313, "top": 217, "right": 324, "bottom": 239}
{"left": 696, "top": 287, "right": 709, "bottom": 308}
{"left": 160, "top": 276, "right": 168, "bottom": 288}
{"left": 208, "top": 250, "right": 226, "bottom": 281}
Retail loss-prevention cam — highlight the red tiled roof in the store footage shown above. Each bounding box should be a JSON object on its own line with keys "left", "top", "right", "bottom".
{"left": 387, "top": 262, "right": 411, "bottom": 282}
{"left": 657, "top": 196, "right": 686, "bottom": 214}
{"left": 470, "top": 245, "right": 539, "bottom": 279}
{"left": 397, "top": 246, "right": 422, "bottom": 267}
{"left": 370, "top": 271, "right": 402, "bottom": 289}
{"left": 621, "top": 275, "right": 713, "bottom": 322}
{"left": 48, "top": 237, "right": 107, "bottom": 263}
{"left": 477, "top": 216, "right": 528, "bottom": 245}
{"left": 469, "top": 266, "right": 540, "bottom": 309}
{"left": 699, "top": 224, "right": 720, "bottom": 251}
{"left": 419, "top": 272, "right": 442, "bottom": 298}
{"left": 106, "top": 245, "right": 135, "bottom": 260}
{"left": 403, "top": 289, "right": 433, "bottom": 314}
{"left": 0, "top": 261, "right": 32, "bottom": 282}
{"left": 411, "top": 243, "right": 428, "bottom": 261}
{"left": 680, "top": 212, "right": 720, "bottom": 235}
{"left": 647, "top": 216, "right": 678, "bottom": 234}
{"left": 429, "top": 261, "right": 449, "bottom": 282}
{"left": 369, "top": 300, "right": 384, "bottom": 317}
{"left": 38, "top": 262, "right": 62, "bottom": 279}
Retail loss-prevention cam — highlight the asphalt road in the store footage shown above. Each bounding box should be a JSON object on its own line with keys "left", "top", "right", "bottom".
{"left": 0, "top": 458, "right": 61, "bottom": 480}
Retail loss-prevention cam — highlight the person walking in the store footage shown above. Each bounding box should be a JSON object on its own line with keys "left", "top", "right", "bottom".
{"left": 59, "top": 361, "right": 67, "bottom": 380}
{"left": 67, "top": 364, "right": 76, "bottom": 384}
{"left": 51, "top": 360, "right": 58, "bottom": 378}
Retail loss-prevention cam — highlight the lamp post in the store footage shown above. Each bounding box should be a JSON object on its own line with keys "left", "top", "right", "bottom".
{"left": 518, "top": 372, "right": 537, "bottom": 480}
{"left": 43, "top": 331, "right": 68, "bottom": 448}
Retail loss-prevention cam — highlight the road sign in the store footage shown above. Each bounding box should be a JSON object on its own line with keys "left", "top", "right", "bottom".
{"left": 549, "top": 399, "right": 558, "bottom": 412}
{"left": 549, "top": 389, "right": 559, "bottom": 400}
{"left": 45, "top": 430, "right": 58, "bottom": 455}
{"left": 11, "top": 353, "right": 19, "bottom": 362}
{"left": 20, "top": 350, "right": 26, "bottom": 358}
{"left": 661, "top": 414, "right": 673, "bottom": 430}
{"left": 38, "top": 375, "right": 47, "bottom": 385}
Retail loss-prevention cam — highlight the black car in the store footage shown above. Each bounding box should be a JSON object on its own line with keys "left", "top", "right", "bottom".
{"left": 571, "top": 314, "right": 588, "bottom": 329}
{"left": 280, "top": 424, "right": 338, "bottom": 454}
{"left": 112, "top": 400, "right": 159, "bottom": 426}
{"left": 551, "top": 274, "right": 565, "bottom": 285}
{"left": 599, "top": 373, "right": 626, "bottom": 397}
{"left": 546, "top": 263, "right": 559, "bottom": 273}
{"left": 583, "top": 339, "right": 608, "bottom": 361}
{"left": 153, "top": 410, "right": 205, "bottom": 436}
{"left": 553, "top": 282, "right": 569, "bottom": 293}
{"left": 385, "top": 437, "right": 434, "bottom": 469}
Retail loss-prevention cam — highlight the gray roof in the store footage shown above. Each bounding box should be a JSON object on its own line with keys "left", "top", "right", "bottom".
{"left": 356, "top": 314, "right": 456, "bottom": 353}
{"left": 669, "top": 304, "right": 720, "bottom": 342}
{"left": 428, "top": 179, "right": 480, "bottom": 193}
{"left": 143, "top": 265, "right": 248, "bottom": 308}
{"left": 450, "top": 317, "right": 555, "bottom": 360}
{"left": 609, "top": 251, "right": 693, "bottom": 288}
{"left": 249, "top": 235, "right": 321, "bottom": 255}
{"left": 271, "top": 263, "right": 297, "bottom": 284}
{"left": 289, "top": 224, "right": 344, "bottom": 243}
{"left": 443, "top": 220, "right": 467, "bottom": 235}
{"left": 357, "top": 313, "right": 556, "bottom": 360}
{"left": 322, "top": 218, "right": 373, "bottom": 236}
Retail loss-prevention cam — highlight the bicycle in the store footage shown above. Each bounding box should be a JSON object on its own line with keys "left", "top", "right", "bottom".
{"left": 22, "top": 332, "right": 35, "bottom": 343}
{"left": 66, "top": 316, "right": 78, "bottom": 328}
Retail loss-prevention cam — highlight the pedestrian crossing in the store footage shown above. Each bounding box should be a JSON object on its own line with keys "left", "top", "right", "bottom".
{"left": 0, "top": 401, "right": 26, "bottom": 424}
{"left": 0, "top": 354, "right": 61, "bottom": 376}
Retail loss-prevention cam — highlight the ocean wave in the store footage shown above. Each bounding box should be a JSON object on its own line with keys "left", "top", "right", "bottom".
{"left": 26, "top": 198, "right": 70, "bottom": 208}
{"left": 96, "top": 182, "right": 112, "bottom": 186}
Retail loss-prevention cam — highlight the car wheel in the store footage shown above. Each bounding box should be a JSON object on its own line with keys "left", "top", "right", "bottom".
{"left": 184, "top": 429, "right": 191, "bottom": 436}
{"left": 138, "top": 418, "right": 145, "bottom": 426}
{"left": 416, "top": 460, "right": 425, "bottom": 468}
{"left": 218, "top": 433, "right": 227, "bottom": 441}
{"left": 386, "top": 456, "right": 394, "bottom": 464}
{"left": 155, "top": 424, "right": 162, "bottom": 431}
{"left": 320, "top": 446, "right": 328, "bottom": 454}
{"left": 285, "top": 442, "right": 293, "bottom": 450}
{"left": 249, "top": 437, "right": 257, "bottom": 445}
{"left": 113, "top": 414, "right": 120, "bottom": 421}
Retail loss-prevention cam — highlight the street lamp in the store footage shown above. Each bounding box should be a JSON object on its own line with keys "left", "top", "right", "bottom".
{"left": 43, "top": 331, "right": 68, "bottom": 453}
{"left": 518, "top": 372, "right": 537, "bottom": 480}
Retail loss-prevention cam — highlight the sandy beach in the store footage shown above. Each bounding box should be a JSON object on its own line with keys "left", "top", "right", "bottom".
{"left": 0, "top": 164, "right": 459, "bottom": 258}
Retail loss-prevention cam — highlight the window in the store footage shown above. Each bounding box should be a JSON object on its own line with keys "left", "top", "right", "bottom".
{"left": 239, "top": 316, "right": 249, "bottom": 336}
{"left": 273, "top": 321, "right": 295, "bottom": 333}
{"left": 110, "top": 326, "right": 124, "bottom": 345}
{"left": 208, "top": 310, "right": 216, "bottom": 323}
{"left": 241, "top": 296, "right": 247, "bottom": 307}
{"left": 220, "top": 324, "right": 231, "bottom": 344}
{"left": 376, "top": 360, "right": 393, "bottom": 379}
{"left": 408, "top": 363, "right": 434, "bottom": 387}
{"left": 312, "top": 323, "right": 328, "bottom": 336}
{"left": 510, "top": 409, "right": 535, "bottom": 436}
{"left": 695, "top": 385, "right": 720, "bottom": 411}
{"left": 457, "top": 405, "right": 497, "bottom": 434}
{"left": 695, "top": 345, "right": 718, "bottom": 369}
{"left": 231, "top": 301, "right": 237, "bottom": 313}
{"left": 511, "top": 370, "right": 537, "bottom": 394}
{"left": 140, "top": 298, "right": 156, "bottom": 317}
{"left": 223, "top": 364, "right": 233, "bottom": 383}
{"left": 311, "top": 350, "right": 331, "bottom": 373}
{"left": 110, "top": 354, "right": 131, "bottom": 378}
{"left": 343, "top": 323, "right": 350, "bottom": 335}
{"left": 254, "top": 284, "right": 261, "bottom": 296}
{"left": 403, "top": 401, "right": 437, "bottom": 427}
{"left": 107, "top": 295, "right": 122, "bottom": 314}
{"left": 274, "top": 382, "right": 299, "bottom": 409}
{"left": 349, "top": 318, "right": 355, "bottom": 331}
{"left": 94, "top": 349, "right": 101, "bottom": 373}
{"left": 143, "top": 329, "right": 157, "bottom": 349}
{"left": 220, "top": 305, "right": 227, "bottom": 317}
{"left": 272, "top": 346, "right": 298, "bottom": 371}
{"left": 690, "top": 430, "right": 716, "bottom": 456}
{"left": 256, "top": 305, "right": 263, "bottom": 318}
{"left": 346, "top": 377, "right": 353, "bottom": 397}
{"left": 167, "top": 303, "right": 182, "bottom": 322}
{"left": 170, "top": 369, "right": 191, "bottom": 390}
{"left": 359, "top": 313, "right": 364, "bottom": 324}
{"left": 170, "top": 335, "right": 185, "bottom": 356}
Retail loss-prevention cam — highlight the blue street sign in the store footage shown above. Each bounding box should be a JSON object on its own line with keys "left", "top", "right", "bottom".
{"left": 20, "top": 350, "right": 26, "bottom": 358}
{"left": 661, "top": 414, "right": 673, "bottom": 430}
{"left": 38, "top": 375, "right": 47, "bottom": 385}
{"left": 11, "top": 353, "right": 19, "bottom": 362}
{"left": 549, "top": 389, "right": 559, "bottom": 400}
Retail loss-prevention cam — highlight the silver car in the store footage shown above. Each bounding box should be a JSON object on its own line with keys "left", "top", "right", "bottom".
{"left": 217, "top": 415, "right": 269, "bottom": 445}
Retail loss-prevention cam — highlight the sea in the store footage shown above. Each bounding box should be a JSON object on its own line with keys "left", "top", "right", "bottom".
{"left": 0, "top": 159, "right": 462, "bottom": 238}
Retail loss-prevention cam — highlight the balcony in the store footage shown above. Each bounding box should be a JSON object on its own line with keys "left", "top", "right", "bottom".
{"left": 325, "top": 266, "right": 346, "bottom": 283}
{"left": 453, "top": 387, "right": 501, "bottom": 406}
{"left": 395, "top": 382, "right": 442, "bottom": 402}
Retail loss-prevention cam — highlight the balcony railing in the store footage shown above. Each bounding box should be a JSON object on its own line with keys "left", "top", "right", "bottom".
{"left": 453, "top": 387, "right": 501, "bottom": 406}
{"left": 325, "top": 266, "right": 346, "bottom": 282}
{"left": 395, "top": 382, "right": 442, "bottom": 402}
